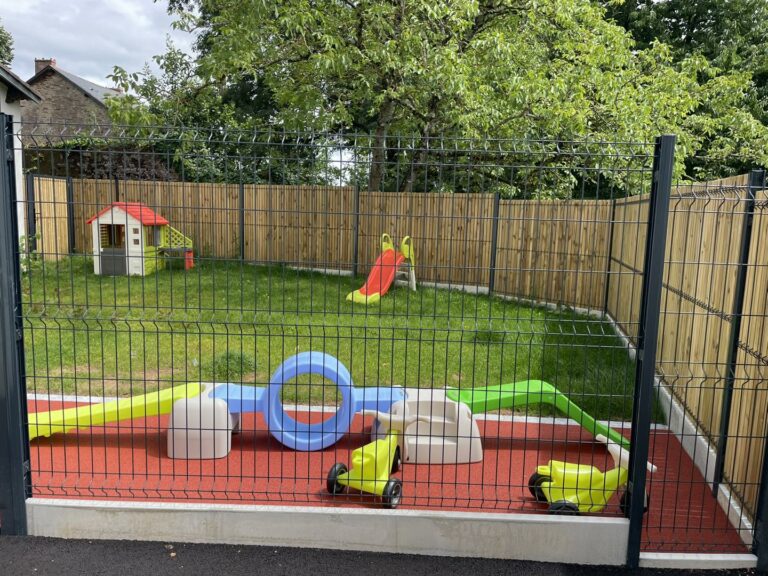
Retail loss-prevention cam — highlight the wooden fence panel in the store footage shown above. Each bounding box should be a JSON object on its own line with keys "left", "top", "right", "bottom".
{"left": 357, "top": 192, "right": 495, "bottom": 287}
{"left": 724, "top": 187, "right": 768, "bottom": 517}
{"left": 657, "top": 195, "right": 743, "bottom": 441}
{"left": 242, "top": 185, "right": 356, "bottom": 267}
{"left": 33, "top": 176, "right": 70, "bottom": 260}
{"left": 495, "top": 200, "right": 612, "bottom": 309}
{"left": 606, "top": 196, "right": 649, "bottom": 340}
{"left": 71, "top": 178, "right": 114, "bottom": 254}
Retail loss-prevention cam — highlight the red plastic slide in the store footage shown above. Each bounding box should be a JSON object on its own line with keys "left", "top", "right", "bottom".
{"left": 347, "top": 248, "right": 405, "bottom": 305}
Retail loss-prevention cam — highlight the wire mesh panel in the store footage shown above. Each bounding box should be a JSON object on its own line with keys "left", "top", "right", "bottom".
{"left": 15, "top": 123, "right": 762, "bottom": 555}
{"left": 608, "top": 172, "right": 768, "bottom": 553}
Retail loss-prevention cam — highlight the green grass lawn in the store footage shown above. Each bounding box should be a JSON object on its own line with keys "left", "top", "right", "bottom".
{"left": 22, "top": 257, "right": 641, "bottom": 421}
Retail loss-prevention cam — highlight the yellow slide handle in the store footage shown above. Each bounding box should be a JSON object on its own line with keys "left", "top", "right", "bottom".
{"left": 381, "top": 233, "right": 394, "bottom": 253}
{"left": 400, "top": 236, "right": 414, "bottom": 267}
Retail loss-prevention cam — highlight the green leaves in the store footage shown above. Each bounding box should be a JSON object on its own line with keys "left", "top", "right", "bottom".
{"left": 107, "top": 0, "right": 767, "bottom": 191}
{"left": 605, "top": 0, "right": 768, "bottom": 176}
{"left": 0, "top": 18, "right": 13, "bottom": 67}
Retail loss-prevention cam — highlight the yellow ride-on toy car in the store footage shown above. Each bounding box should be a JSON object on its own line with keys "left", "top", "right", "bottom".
{"left": 327, "top": 431, "right": 403, "bottom": 508}
{"left": 528, "top": 434, "right": 657, "bottom": 515}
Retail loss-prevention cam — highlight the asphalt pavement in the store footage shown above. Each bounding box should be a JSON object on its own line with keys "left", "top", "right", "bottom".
{"left": 0, "top": 536, "right": 757, "bottom": 576}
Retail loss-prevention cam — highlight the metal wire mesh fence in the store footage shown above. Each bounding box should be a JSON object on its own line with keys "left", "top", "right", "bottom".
{"left": 608, "top": 171, "right": 768, "bottom": 553}
{"left": 6, "top": 122, "right": 766, "bottom": 557}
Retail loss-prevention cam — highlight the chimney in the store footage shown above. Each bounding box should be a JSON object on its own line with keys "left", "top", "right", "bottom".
{"left": 35, "top": 58, "right": 56, "bottom": 74}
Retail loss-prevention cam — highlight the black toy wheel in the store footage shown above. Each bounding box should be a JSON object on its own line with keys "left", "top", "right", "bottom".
{"left": 382, "top": 478, "right": 403, "bottom": 509}
{"left": 619, "top": 490, "right": 649, "bottom": 516}
{"left": 528, "top": 472, "right": 551, "bottom": 502}
{"left": 326, "top": 462, "right": 348, "bottom": 495}
{"left": 548, "top": 500, "right": 580, "bottom": 515}
{"left": 391, "top": 446, "right": 402, "bottom": 474}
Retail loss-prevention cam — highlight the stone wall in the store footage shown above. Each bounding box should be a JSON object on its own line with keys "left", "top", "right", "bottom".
{"left": 20, "top": 69, "right": 110, "bottom": 131}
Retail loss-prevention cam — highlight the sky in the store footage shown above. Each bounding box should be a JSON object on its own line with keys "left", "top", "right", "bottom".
{"left": 3, "top": 0, "right": 193, "bottom": 85}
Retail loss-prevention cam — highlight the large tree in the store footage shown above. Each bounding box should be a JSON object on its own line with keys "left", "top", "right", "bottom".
{"left": 603, "top": 0, "right": 768, "bottom": 175}
{"left": 604, "top": 0, "right": 768, "bottom": 120}
{"left": 110, "top": 0, "right": 768, "bottom": 189}
{"left": 0, "top": 18, "right": 14, "bottom": 67}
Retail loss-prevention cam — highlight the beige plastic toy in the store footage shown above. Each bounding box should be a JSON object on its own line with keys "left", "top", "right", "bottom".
{"left": 369, "top": 388, "right": 483, "bottom": 464}
{"left": 167, "top": 384, "right": 240, "bottom": 459}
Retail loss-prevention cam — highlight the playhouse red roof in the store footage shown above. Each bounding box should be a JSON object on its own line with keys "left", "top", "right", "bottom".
{"left": 86, "top": 202, "right": 169, "bottom": 226}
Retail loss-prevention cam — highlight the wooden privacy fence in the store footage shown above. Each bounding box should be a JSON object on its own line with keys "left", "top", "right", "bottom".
{"left": 28, "top": 177, "right": 615, "bottom": 310}
{"left": 606, "top": 173, "right": 768, "bottom": 518}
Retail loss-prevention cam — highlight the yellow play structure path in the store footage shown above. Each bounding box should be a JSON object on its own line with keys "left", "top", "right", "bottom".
{"left": 28, "top": 383, "right": 203, "bottom": 440}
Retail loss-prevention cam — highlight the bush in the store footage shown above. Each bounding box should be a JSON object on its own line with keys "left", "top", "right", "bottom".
{"left": 204, "top": 351, "right": 256, "bottom": 381}
{"left": 18, "top": 234, "right": 41, "bottom": 275}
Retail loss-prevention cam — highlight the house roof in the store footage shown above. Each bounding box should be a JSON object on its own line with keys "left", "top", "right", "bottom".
{"left": 87, "top": 202, "right": 170, "bottom": 226}
{"left": 27, "top": 65, "right": 121, "bottom": 107}
{"left": 0, "top": 64, "right": 42, "bottom": 104}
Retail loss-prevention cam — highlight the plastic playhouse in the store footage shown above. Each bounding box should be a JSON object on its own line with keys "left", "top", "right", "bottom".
{"left": 86, "top": 202, "right": 194, "bottom": 276}
{"left": 348, "top": 233, "right": 416, "bottom": 304}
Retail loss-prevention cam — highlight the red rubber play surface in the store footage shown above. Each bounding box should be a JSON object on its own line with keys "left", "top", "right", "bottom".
{"left": 28, "top": 399, "right": 747, "bottom": 553}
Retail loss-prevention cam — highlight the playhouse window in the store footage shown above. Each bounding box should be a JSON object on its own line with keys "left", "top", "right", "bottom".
{"left": 100, "top": 224, "right": 124, "bottom": 248}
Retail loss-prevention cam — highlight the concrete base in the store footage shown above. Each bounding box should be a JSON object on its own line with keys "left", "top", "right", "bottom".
{"left": 639, "top": 552, "right": 757, "bottom": 570}
{"left": 26, "top": 498, "right": 629, "bottom": 565}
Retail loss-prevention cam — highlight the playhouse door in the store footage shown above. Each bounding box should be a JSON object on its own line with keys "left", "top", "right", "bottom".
{"left": 100, "top": 224, "right": 127, "bottom": 275}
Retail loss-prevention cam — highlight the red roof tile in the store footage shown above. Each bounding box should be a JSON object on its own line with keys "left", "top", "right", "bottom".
{"left": 87, "top": 202, "right": 169, "bottom": 226}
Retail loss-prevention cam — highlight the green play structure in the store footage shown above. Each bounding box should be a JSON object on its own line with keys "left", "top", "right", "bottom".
{"left": 445, "top": 380, "right": 630, "bottom": 449}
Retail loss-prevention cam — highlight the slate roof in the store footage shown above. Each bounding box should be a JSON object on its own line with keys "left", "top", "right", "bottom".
{"left": 28, "top": 65, "right": 121, "bottom": 107}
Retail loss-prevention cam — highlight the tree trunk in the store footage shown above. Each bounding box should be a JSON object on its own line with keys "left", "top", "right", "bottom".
{"left": 368, "top": 98, "right": 396, "bottom": 192}
{"left": 400, "top": 121, "right": 433, "bottom": 193}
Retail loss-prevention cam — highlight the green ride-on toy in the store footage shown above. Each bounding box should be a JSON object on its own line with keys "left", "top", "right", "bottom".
{"left": 327, "top": 431, "right": 404, "bottom": 508}
{"left": 529, "top": 434, "right": 657, "bottom": 515}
